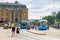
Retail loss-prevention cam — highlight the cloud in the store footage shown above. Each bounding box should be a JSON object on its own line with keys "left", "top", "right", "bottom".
{"left": 27, "top": 4, "right": 34, "bottom": 8}
{"left": 0, "top": 0, "right": 60, "bottom": 19}
{"left": 28, "top": 3, "right": 60, "bottom": 19}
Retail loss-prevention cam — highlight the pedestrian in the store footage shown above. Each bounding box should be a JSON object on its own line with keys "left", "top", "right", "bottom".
{"left": 16, "top": 24, "right": 20, "bottom": 36}
{"left": 4, "top": 23, "right": 8, "bottom": 29}
{"left": 16, "top": 27, "right": 20, "bottom": 34}
{"left": 27, "top": 25, "right": 30, "bottom": 30}
{"left": 34, "top": 25, "right": 38, "bottom": 30}
{"left": 11, "top": 23, "right": 15, "bottom": 37}
{"left": 31, "top": 24, "right": 34, "bottom": 29}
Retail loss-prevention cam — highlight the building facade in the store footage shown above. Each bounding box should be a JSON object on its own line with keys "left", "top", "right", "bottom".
{"left": 0, "top": 2, "right": 28, "bottom": 24}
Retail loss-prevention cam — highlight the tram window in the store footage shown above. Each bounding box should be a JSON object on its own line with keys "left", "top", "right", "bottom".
{"left": 22, "top": 24, "right": 25, "bottom": 26}
{"left": 39, "top": 21, "right": 47, "bottom": 26}
{"left": 21, "top": 23, "right": 26, "bottom": 26}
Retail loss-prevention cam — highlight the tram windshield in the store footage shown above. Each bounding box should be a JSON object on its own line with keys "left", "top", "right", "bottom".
{"left": 21, "top": 20, "right": 29, "bottom": 26}
{"left": 21, "top": 22, "right": 27, "bottom": 26}
{"left": 40, "top": 21, "right": 47, "bottom": 26}
{"left": 39, "top": 20, "right": 47, "bottom": 26}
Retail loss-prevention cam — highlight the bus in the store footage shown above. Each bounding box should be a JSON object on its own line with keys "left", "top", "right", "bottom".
{"left": 38, "top": 20, "right": 48, "bottom": 30}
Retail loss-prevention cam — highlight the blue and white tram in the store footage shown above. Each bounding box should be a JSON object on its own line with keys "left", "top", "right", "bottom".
{"left": 20, "top": 20, "right": 29, "bottom": 29}
{"left": 38, "top": 20, "right": 48, "bottom": 30}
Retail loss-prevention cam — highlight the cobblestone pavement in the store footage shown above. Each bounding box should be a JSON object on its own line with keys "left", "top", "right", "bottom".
{"left": 0, "top": 27, "right": 60, "bottom": 40}
{"left": 27, "top": 27, "right": 60, "bottom": 39}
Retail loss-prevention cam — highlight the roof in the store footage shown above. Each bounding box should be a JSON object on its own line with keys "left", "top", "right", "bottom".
{"left": 0, "top": 2, "right": 27, "bottom": 8}
{"left": 39, "top": 19, "right": 47, "bottom": 22}
{"left": 0, "top": 2, "right": 24, "bottom": 5}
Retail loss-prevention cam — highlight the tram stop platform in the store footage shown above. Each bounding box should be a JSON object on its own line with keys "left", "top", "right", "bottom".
{"left": 27, "top": 29, "right": 47, "bottom": 35}
{"left": 27, "top": 27, "right": 60, "bottom": 39}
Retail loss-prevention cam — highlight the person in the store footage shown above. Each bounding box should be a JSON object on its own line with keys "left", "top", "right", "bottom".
{"left": 19, "top": 24, "right": 21, "bottom": 29}
{"left": 30, "top": 24, "right": 34, "bottom": 29}
{"left": 9, "top": 22, "right": 11, "bottom": 28}
{"left": 4, "top": 23, "right": 8, "bottom": 29}
{"left": 34, "top": 25, "right": 38, "bottom": 30}
{"left": 16, "top": 27, "right": 20, "bottom": 34}
{"left": 27, "top": 25, "right": 30, "bottom": 30}
{"left": 11, "top": 23, "right": 15, "bottom": 37}
{"left": 16, "top": 24, "right": 20, "bottom": 36}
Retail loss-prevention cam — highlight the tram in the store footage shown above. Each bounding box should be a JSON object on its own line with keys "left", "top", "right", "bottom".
{"left": 38, "top": 20, "right": 48, "bottom": 30}
{"left": 20, "top": 20, "right": 29, "bottom": 29}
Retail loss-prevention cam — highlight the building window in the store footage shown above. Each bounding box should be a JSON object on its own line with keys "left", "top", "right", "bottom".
{"left": 19, "top": 12, "right": 21, "bottom": 16}
{"left": 15, "top": 18, "right": 18, "bottom": 22}
{"left": 2, "top": 13, "right": 3, "bottom": 16}
{"left": 11, "top": 10, "right": 14, "bottom": 17}
{"left": 11, "top": 14, "right": 14, "bottom": 17}
{"left": 6, "top": 12, "right": 8, "bottom": 16}
{"left": 6, "top": 18, "right": 8, "bottom": 21}
{"left": 6, "top": 9, "right": 8, "bottom": 16}
{"left": 1, "top": 18, "right": 3, "bottom": 20}
{"left": 15, "top": 10, "right": 18, "bottom": 17}
{"left": 2, "top": 8, "right": 4, "bottom": 16}
{"left": 15, "top": 13, "right": 18, "bottom": 17}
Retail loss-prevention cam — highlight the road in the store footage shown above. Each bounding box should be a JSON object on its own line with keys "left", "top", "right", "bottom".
{"left": 0, "top": 27, "right": 60, "bottom": 40}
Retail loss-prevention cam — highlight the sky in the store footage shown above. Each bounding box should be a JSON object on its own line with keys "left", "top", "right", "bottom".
{"left": 0, "top": 0, "right": 60, "bottom": 19}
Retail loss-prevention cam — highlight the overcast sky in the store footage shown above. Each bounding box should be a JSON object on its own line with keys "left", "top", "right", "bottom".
{"left": 0, "top": 0, "right": 60, "bottom": 19}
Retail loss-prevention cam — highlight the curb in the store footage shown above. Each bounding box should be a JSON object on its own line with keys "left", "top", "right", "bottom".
{"left": 27, "top": 30, "right": 46, "bottom": 35}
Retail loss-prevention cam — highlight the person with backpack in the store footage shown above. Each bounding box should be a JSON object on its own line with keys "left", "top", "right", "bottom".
{"left": 16, "top": 27, "right": 20, "bottom": 34}
{"left": 16, "top": 24, "right": 20, "bottom": 36}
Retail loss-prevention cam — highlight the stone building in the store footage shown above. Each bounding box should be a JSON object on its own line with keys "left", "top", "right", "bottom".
{"left": 0, "top": 1, "right": 28, "bottom": 25}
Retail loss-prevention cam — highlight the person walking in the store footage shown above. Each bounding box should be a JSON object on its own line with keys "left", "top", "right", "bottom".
{"left": 11, "top": 23, "right": 15, "bottom": 37}
{"left": 27, "top": 25, "right": 30, "bottom": 30}
{"left": 16, "top": 27, "right": 20, "bottom": 34}
{"left": 34, "top": 25, "right": 38, "bottom": 30}
{"left": 16, "top": 24, "right": 20, "bottom": 36}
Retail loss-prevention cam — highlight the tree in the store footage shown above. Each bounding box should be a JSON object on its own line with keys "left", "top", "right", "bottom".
{"left": 42, "top": 16, "right": 47, "bottom": 20}
{"left": 42, "top": 15, "right": 55, "bottom": 25}
{"left": 33, "top": 20, "right": 39, "bottom": 25}
{"left": 56, "top": 11, "right": 60, "bottom": 22}
{"left": 56, "top": 11, "right": 60, "bottom": 28}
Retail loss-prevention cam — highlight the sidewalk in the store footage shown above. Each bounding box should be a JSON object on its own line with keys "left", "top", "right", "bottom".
{"left": 0, "top": 27, "right": 11, "bottom": 40}
{"left": 0, "top": 27, "right": 25, "bottom": 40}
{"left": 0, "top": 35, "right": 11, "bottom": 40}
{"left": 27, "top": 27, "right": 60, "bottom": 39}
